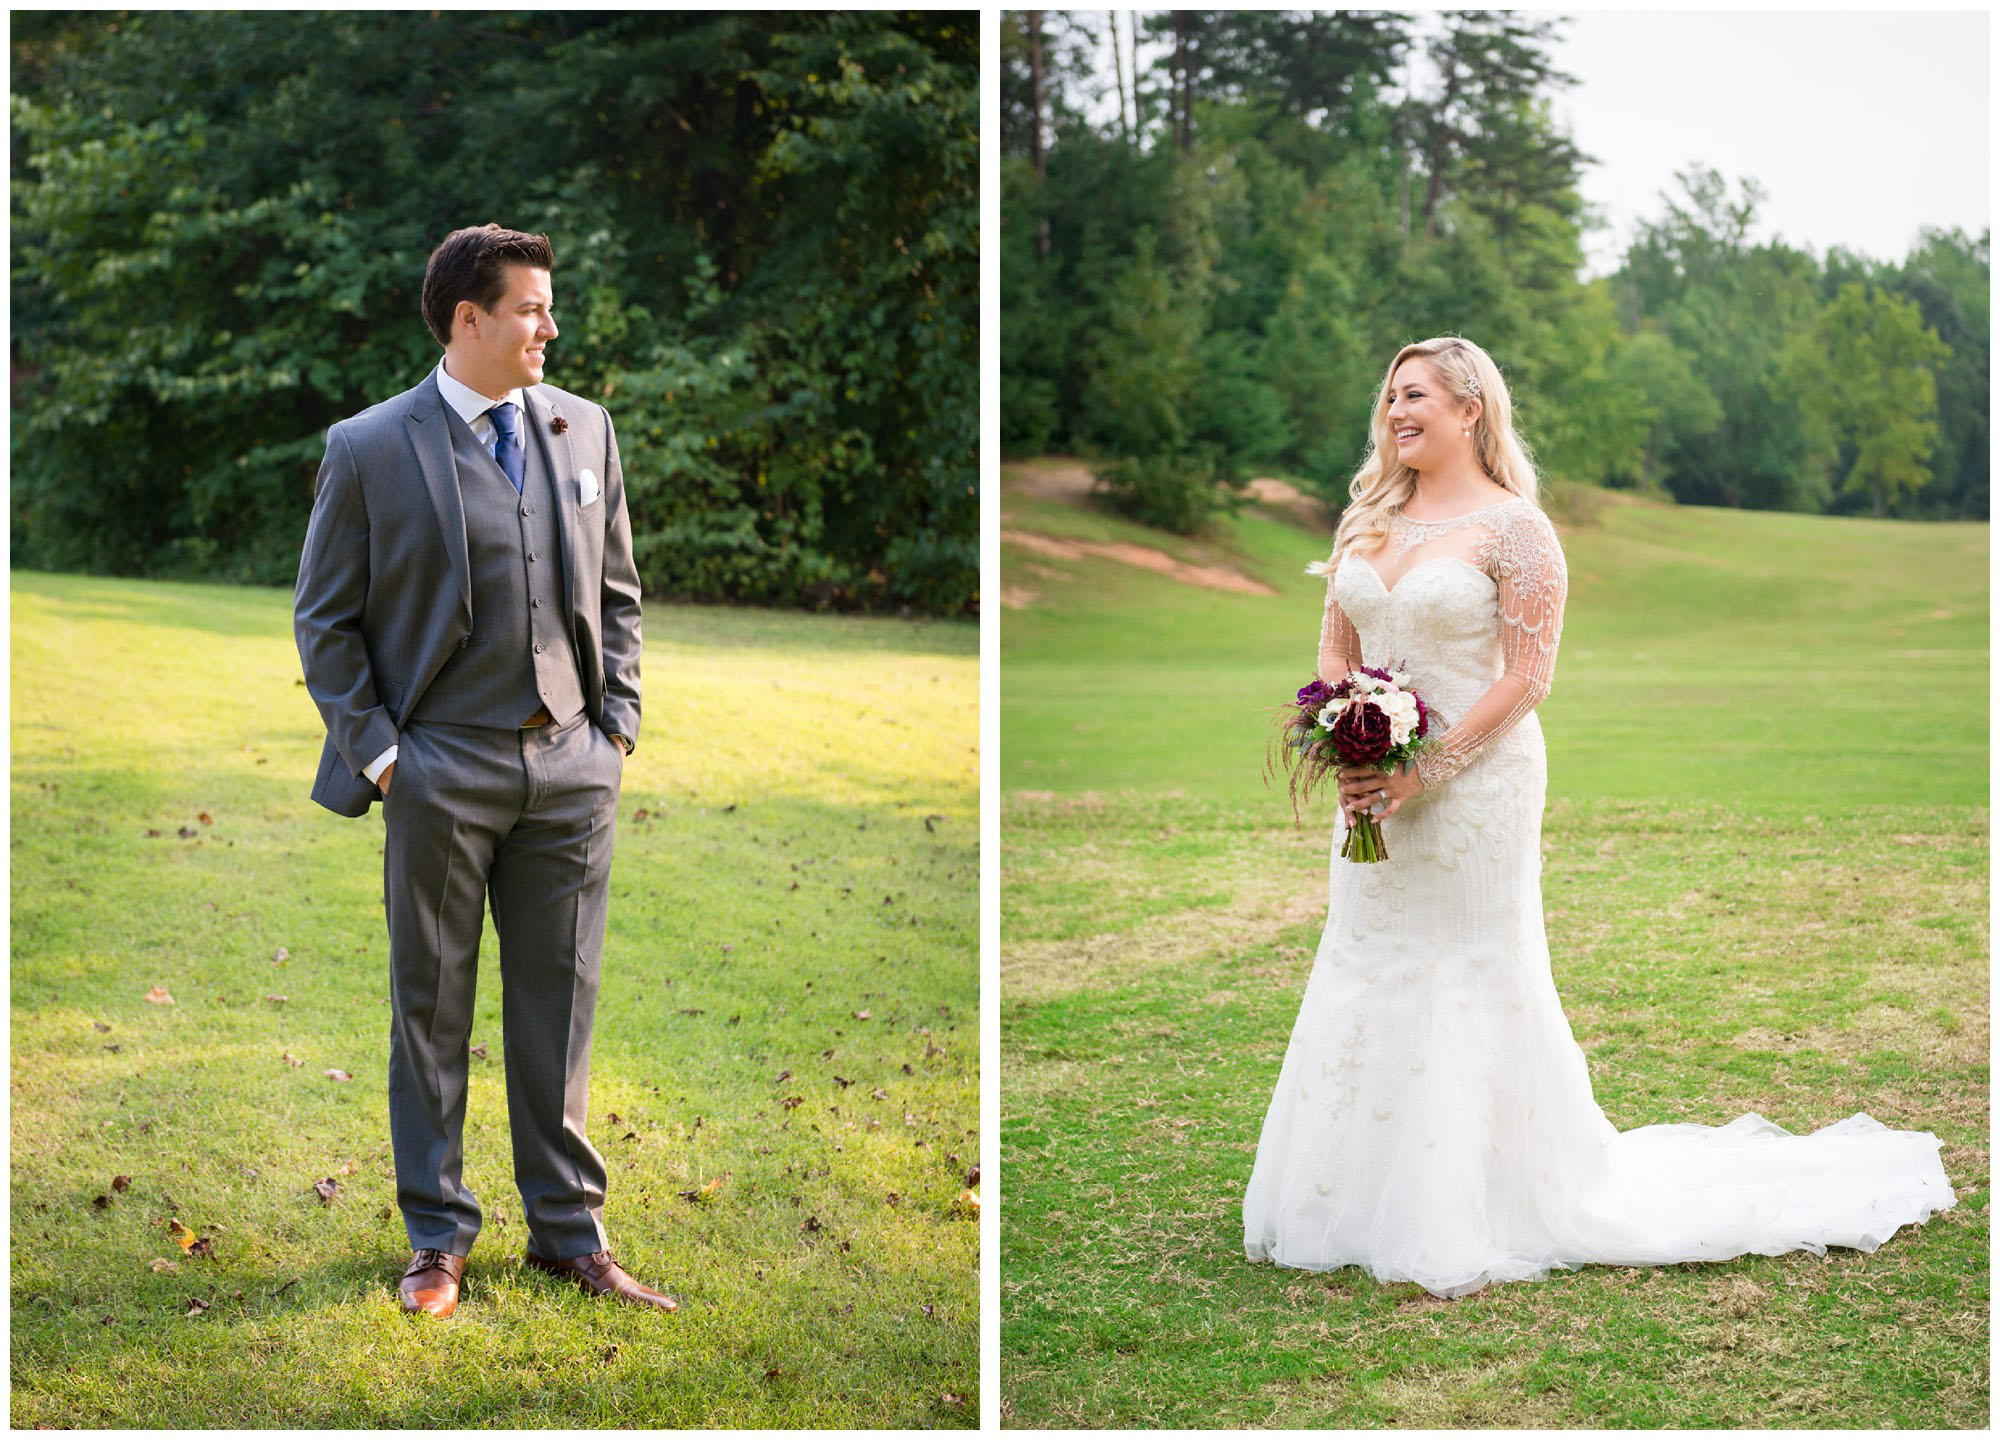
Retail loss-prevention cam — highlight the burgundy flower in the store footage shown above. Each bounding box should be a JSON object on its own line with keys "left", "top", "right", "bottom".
{"left": 550, "top": 413, "right": 569, "bottom": 435}
{"left": 1329, "top": 700, "right": 1393, "bottom": 766}
{"left": 1414, "top": 692, "right": 1430, "bottom": 737}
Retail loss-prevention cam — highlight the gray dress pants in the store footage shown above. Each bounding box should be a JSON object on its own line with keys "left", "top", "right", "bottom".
{"left": 380, "top": 711, "right": 623, "bottom": 1260}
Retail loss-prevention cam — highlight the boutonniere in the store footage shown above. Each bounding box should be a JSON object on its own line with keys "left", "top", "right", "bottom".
{"left": 550, "top": 411, "right": 568, "bottom": 435}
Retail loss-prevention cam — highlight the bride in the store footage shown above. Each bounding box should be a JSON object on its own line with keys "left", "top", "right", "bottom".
{"left": 1242, "top": 335, "right": 1956, "bottom": 1299}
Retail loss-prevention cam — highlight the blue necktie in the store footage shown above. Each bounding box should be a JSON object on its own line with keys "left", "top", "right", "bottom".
{"left": 490, "top": 401, "right": 524, "bottom": 492}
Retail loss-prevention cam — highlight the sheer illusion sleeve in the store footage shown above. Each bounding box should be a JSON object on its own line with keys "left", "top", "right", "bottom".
{"left": 1414, "top": 503, "right": 1567, "bottom": 789}
{"left": 1317, "top": 568, "right": 1362, "bottom": 680}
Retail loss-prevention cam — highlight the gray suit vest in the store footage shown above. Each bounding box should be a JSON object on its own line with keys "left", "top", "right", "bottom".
{"left": 409, "top": 407, "right": 587, "bottom": 728}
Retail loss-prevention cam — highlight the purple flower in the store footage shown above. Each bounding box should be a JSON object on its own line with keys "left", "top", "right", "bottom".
{"left": 1296, "top": 679, "right": 1334, "bottom": 711}
{"left": 1414, "top": 692, "right": 1429, "bottom": 737}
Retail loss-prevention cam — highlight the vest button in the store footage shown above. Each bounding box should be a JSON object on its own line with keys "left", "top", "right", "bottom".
{"left": 534, "top": 643, "right": 545, "bottom": 654}
{"left": 527, "top": 551, "right": 537, "bottom": 562}
{"left": 458, "top": 636, "right": 470, "bottom": 649}
{"left": 532, "top": 598, "right": 542, "bottom": 609}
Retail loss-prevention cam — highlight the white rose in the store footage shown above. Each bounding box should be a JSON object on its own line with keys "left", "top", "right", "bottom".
{"left": 1316, "top": 700, "right": 1345, "bottom": 730}
{"left": 1376, "top": 690, "right": 1419, "bottom": 747}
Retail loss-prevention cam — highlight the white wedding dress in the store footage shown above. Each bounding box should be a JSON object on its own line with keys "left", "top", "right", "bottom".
{"left": 1242, "top": 496, "right": 1955, "bottom": 1298}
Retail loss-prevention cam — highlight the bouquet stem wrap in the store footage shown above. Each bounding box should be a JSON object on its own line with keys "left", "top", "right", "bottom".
{"left": 1341, "top": 806, "right": 1388, "bottom": 862}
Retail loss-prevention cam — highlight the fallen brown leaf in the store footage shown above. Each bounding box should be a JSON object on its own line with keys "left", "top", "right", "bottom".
{"left": 188, "top": 1237, "right": 216, "bottom": 1261}
{"left": 92, "top": 1194, "right": 111, "bottom": 1210}
{"left": 324, "top": 1069, "right": 351, "bottom": 1082}
{"left": 281, "top": 1052, "right": 304, "bottom": 1067}
{"left": 852, "top": 1009, "right": 871, "bottom": 1020}
{"left": 184, "top": 1296, "right": 211, "bottom": 1317}
{"left": 266, "top": 994, "right": 288, "bottom": 1004}
{"left": 780, "top": 1095, "right": 803, "bottom": 1110}
{"left": 93, "top": 1020, "right": 111, "bottom": 1033}
{"left": 470, "top": 1043, "right": 487, "bottom": 1060}
{"left": 197, "top": 812, "right": 213, "bottom": 826}
{"left": 774, "top": 1069, "right": 792, "bottom": 1084}
{"left": 148, "top": 1258, "right": 178, "bottom": 1274}
{"left": 871, "top": 1087, "right": 889, "bottom": 1101}
{"left": 143, "top": 986, "right": 174, "bottom": 1005}
{"left": 112, "top": 1175, "right": 131, "bottom": 1193}
{"left": 273, "top": 947, "right": 290, "bottom": 964}
{"left": 312, "top": 1178, "right": 339, "bottom": 1204}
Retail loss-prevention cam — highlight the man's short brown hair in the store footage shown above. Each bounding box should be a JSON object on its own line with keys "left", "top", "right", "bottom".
{"left": 420, "top": 224, "right": 555, "bottom": 346}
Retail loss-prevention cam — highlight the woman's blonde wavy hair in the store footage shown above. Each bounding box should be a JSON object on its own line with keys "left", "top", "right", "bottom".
{"left": 1327, "top": 336, "right": 1541, "bottom": 563}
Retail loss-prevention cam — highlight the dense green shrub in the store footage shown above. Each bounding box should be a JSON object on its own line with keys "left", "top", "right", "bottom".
{"left": 1094, "top": 449, "right": 1238, "bottom": 535}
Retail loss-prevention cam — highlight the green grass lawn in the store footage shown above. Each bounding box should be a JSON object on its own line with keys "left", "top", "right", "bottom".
{"left": 11, "top": 572, "right": 978, "bottom": 1428}
{"left": 999, "top": 466, "right": 1988, "bottom": 1428}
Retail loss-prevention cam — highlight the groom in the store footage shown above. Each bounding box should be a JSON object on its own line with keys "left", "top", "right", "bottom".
{"left": 294, "top": 224, "right": 671, "bottom": 1317}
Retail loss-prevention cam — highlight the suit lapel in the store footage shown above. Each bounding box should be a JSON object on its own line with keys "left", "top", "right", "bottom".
{"left": 405, "top": 375, "right": 473, "bottom": 626}
{"left": 522, "top": 385, "right": 584, "bottom": 625}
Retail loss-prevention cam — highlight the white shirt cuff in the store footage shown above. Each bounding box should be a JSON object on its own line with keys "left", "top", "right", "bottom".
{"left": 362, "top": 744, "right": 398, "bottom": 785}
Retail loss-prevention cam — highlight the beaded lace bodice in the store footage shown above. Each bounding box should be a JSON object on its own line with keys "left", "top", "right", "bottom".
{"left": 1312, "top": 496, "right": 1566, "bottom": 788}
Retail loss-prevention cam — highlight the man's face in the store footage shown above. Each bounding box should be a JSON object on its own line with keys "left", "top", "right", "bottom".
{"left": 457, "top": 264, "right": 557, "bottom": 395}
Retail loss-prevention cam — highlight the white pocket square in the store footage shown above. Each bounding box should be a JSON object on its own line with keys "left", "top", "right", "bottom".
{"left": 578, "top": 468, "right": 601, "bottom": 505}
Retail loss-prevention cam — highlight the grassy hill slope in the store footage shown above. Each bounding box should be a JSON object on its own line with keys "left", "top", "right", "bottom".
{"left": 1001, "top": 467, "right": 1985, "bottom": 810}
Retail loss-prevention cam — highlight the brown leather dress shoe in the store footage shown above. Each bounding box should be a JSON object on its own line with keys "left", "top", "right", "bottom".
{"left": 524, "top": 1248, "right": 678, "bottom": 1311}
{"left": 398, "top": 1248, "right": 468, "bottom": 1317}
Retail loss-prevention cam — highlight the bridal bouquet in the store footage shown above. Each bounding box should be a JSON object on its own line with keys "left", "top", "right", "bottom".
{"left": 1273, "top": 666, "right": 1434, "bottom": 862}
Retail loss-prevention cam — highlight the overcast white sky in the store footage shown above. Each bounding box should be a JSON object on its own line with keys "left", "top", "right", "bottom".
{"left": 1072, "top": 8, "right": 1991, "bottom": 276}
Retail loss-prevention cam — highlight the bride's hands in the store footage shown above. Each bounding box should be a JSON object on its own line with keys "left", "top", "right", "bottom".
{"left": 1338, "top": 761, "right": 1422, "bottom": 823}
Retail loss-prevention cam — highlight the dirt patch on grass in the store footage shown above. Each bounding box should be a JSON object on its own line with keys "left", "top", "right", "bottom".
{"left": 1004, "top": 456, "right": 1100, "bottom": 502}
{"left": 1245, "top": 476, "right": 1336, "bottom": 533}
{"left": 1002, "top": 529, "right": 1277, "bottom": 596}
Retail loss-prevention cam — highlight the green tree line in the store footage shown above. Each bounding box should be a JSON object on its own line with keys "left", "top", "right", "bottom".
{"left": 1002, "top": 10, "right": 1987, "bottom": 527}
{"left": 13, "top": 10, "right": 977, "bottom": 613}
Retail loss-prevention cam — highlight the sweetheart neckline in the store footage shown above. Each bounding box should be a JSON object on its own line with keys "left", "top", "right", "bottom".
{"left": 1342, "top": 551, "right": 1494, "bottom": 598}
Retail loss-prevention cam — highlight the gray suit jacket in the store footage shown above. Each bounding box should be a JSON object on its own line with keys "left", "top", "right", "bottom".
{"left": 294, "top": 371, "right": 643, "bottom": 816}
